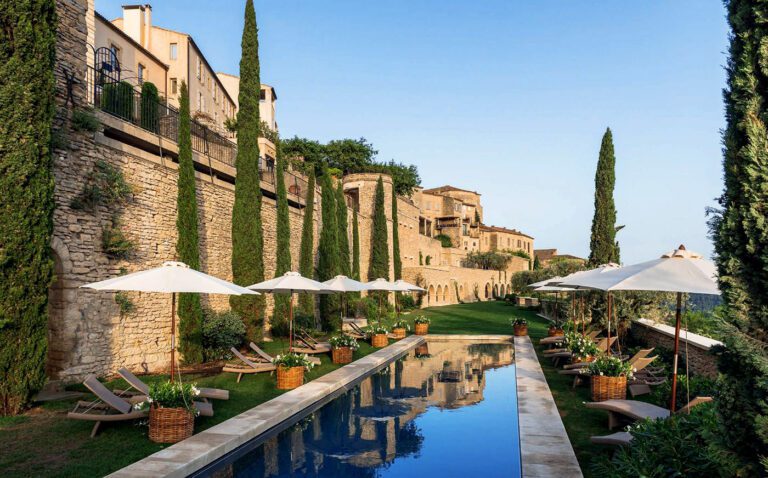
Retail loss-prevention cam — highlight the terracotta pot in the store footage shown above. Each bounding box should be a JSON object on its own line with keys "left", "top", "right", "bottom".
{"left": 371, "top": 334, "right": 388, "bottom": 348}
{"left": 414, "top": 323, "right": 429, "bottom": 336}
{"left": 276, "top": 365, "right": 304, "bottom": 390}
{"left": 591, "top": 375, "right": 627, "bottom": 402}
{"left": 391, "top": 327, "right": 406, "bottom": 339}
{"left": 149, "top": 406, "right": 194, "bottom": 443}
{"left": 332, "top": 346, "right": 353, "bottom": 364}
{"left": 548, "top": 327, "right": 564, "bottom": 337}
{"left": 513, "top": 324, "right": 528, "bottom": 336}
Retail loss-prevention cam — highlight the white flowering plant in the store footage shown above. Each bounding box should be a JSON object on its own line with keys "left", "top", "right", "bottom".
{"left": 586, "top": 355, "right": 633, "bottom": 378}
{"left": 135, "top": 380, "right": 200, "bottom": 414}
{"left": 329, "top": 334, "right": 359, "bottom": 350}
{"left": 413, "top": 315, "right": 431, "bottom": 325}
{"left": 392, "top": 319, "right": 410, "bottom": 331}
{"left": 566, "top": 334, "right": 599, "bottom": 359}
{"left": 511, "top": 317, "right": 527, "bottom": 326}
{"left": 367, "top": 324, "right": 390, "bottom": 336}
{"left": 272, "top": 352, "right": 316, "bottom": 370}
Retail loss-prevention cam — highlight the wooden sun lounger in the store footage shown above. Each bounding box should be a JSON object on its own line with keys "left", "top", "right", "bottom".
{"left": 249, "top": 342, "right": 320, "bottom": 366}
{"left": 115, "top": 367, "right": 229, "bottom": 401}
{"left": 539, "top": 330, "right": 600, "bottom": 346}
{"left": 586, "top": 396, "right": 713, "bottom": 430}
{"left": 297, "top": 329, "right": 330, "bottom": 347}
{"left": 68, "top": 375, "right": 148, "bottom": 437}
{"left": 222, "top": 347, "right": 277, "bottom": 383}
{"left": 348, "top": 322, "right": 368, "bottom": 338}
{"left": 559, "top": 356, "right": 658, "bottom": 388}
{"left": 290, "top": 336, "right": 332, "bottom": 354}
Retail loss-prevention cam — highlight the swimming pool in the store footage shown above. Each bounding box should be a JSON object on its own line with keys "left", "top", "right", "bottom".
{"left": 200, "top": 340, "right": 520, "bottom": 478}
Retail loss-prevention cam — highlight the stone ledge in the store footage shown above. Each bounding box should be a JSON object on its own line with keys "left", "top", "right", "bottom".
{"left": 634, "top": 318, "right": 722, "bottom": 350}
{"left": 107, "top": 336, "right": 425, "bottom": 478}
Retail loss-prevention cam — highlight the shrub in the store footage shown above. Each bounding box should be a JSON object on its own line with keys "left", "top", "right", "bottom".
{"left": 414, "top": 315, "right": 431, "bottom": 325}
{"left": 356, "top": 296, "right": 380, "bottom": 321}
{"left": 587, "top": 354, "right": 633, "bottom": 377}
{"left": 70, "top": 160, "right": 133, "bottom": 212}
{"left": 71, "top": 108, "right": 100, "bottom": 132}
{"left": 566, "top": 334, "right": 599, "bottom": 360}
{"left": 101, "top": 220, "right": 134, "bottom": 259}
{"left": 139, "top": 81, "right": 159, "bottom": 133}
{"left": 101, "top": 81, "right": 135, "bottom": 120}
{"left": 138, "top": 381, "right": 201, "bottom": 413}
{"left": 399, "top": 294, "right": 416, "bottom": 310}
{"left": 329, "top": 335, "right": 359, "bottom": 350}
{"left": 435, "top": 233, "right": 452, "bottom": 248}
{"left": 272, "top": 352, "right": 316, "bottom": 370}
{"left": 202, "top": 309, "right": 246, "bottom": 361}
{"left": 591, "top": 402, "right": 741, "bottom": 477}
{"left": 650, "top": 374, "right": 717, "bottom": 411}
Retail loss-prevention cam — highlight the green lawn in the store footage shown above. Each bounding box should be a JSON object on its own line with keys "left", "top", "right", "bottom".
{"left": 411, "top": 301, "right": 611, "bottom": 476}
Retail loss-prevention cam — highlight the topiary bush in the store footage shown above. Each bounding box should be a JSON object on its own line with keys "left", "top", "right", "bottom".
{"left": 139, "top": 81, "right": 159, "bottom": 133}
{"left": 202, "top": 309, "right": 246, "bottom": 361}
{"left": 101, "top": 81, "right": 135, "bottom": 121}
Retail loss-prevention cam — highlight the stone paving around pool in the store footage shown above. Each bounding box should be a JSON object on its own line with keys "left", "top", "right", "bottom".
{"left": 515, "top": 335, "right": 583, "bottom": 477}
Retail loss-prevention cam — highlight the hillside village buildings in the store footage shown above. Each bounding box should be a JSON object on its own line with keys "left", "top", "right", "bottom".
{"left": 48, "top": 1, "right": 534, "bottom": 381}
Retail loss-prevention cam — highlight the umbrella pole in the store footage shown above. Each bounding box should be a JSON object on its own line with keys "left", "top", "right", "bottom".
{"left": 289, "top": 292, "right": 294, "bottom": 351}
{"left": 670, "top": 291, "right": 682, "bottom": 412}
{"left": 170, "top": 292, "right": 176, "bottom": 382}
{"left": 606, "top": 293, "right": 612, "bottom": 355}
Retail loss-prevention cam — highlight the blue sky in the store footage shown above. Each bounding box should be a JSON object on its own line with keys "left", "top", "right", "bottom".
{"left": 97, "top": 1, "right": 729, "bottom": 264}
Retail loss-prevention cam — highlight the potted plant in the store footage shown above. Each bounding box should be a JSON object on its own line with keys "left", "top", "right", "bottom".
{"left": 272, "top": 353, "right": 316, "bottom": 390}
{"left": 586, "top": 355, "right": 633, "bottom": 401}
{"left": 548, "top": 316, "right": 565, "bottom": 337}
{"left": 141, "top": 380, "right": 201, "bottom": 443}
{"left": 414, "top": 315, "right": 431, "bottom": 335}
{"left": 329, "top": 335, "right": 359, "bottom": 364}
{"left": 391, "top": 319, "right": 410, "bottom": 339}
{"left": 368, "top": 324, "right": 390, "bottom": 348}
{"left": 567, "top": 334, "right": 599, "bottom": 363}
{"left": 512, "top": 317, "right": 528, "bottom": 336}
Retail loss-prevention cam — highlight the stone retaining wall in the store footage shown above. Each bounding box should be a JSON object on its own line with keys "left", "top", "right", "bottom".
{"left": 630, "top": 319, "right": 722, "bottom": 378}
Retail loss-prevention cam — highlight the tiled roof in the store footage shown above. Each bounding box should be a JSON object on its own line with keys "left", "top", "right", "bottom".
{"left": 422, "top": 185, "right": 481, "bottom": 196}
{"left": 534, "top": 249, "right": 557, "bottom": 261}
{"left": 479, "top": 224, "right": 534, "bottom": 240}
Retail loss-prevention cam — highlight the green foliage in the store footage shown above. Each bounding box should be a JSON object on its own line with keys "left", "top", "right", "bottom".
{"left": 259, "top": 120, "right": 278, "bottom": 144}
{"left": 366, "top": 324, "right": 390, "bottom": 335}
{"left": 434, "top": 233, "right": 452, "bottom": 248}
{"left": 392, "top": 319, "right": 410, "bottom": 331}
{"left": 230, "top": 0, "right": 266, "bottom": 341}
{"left": 511, "top": 317, "right": 527, "bottom": 326}
{"left": 336, "top": 181, "right": 350, "bottom": 276}
{"left": 272, "top": 352, "right": 316, "bottom": 370}
{"left": 392, "top": 191, "right": 402, "bottom": 280}
{"left": 592, "top": 403, "right": 740, "bottom": 478}
{"left": 368, "top": 176, "right": 390, "bottom": 281}
{"left": 533, "top": 256, "right": 541, "bottom": 270}
{"left": 352, "top": 208, "right": 361, "bottom": 282}
{"left": 510, "top": 259, "right": 586, "bottom": 293}
{"left": 143, "top": 381, "right": 200, "bottom": 413}
{"left": 506, "top": 249, "right": 531, "bottom": 260}
{"left": 224, "top": 116, "right": 237, "bottom": 133}
{"left": 101, "top": 219, "right": 134, "bottom": 259}
{"left": 114, "top": 292, "right": 135, "bottom": 315}
{"left": 175, "top": 81, "right": 203, "bottom": 364}
{"left": 273, "top": 155, "right": 292, "bottom": 323}
{"left": 298, "top": 171, "right": 316, "bottom": 317}
{"left": 101, "top": 81, "right": 134, "bottom": 120}
{"left": 50, "top": 129, "right": 69, "bottom": 150}
{"left": 201, "top": 309, "right": 246, "bottom": 361}
{"left": 317, "top": 172, "right": 340, "bottom": 329}
{"left": 139, "top": 81, "right": 159, "bottom": 133}
{"left": 463, "top": 251, "right": 511, "bottom": 271}
{"left": 329, "top": 335, "right": 359, "bottom": 350}
{"left": 587, "top": 354, "right": 632, "bottom": 377}
{"left": 399, "top": 293, "right": 416, "bottom": 310}
{"left": 71, "top": 108, "right": 99, "bottom": 132}
{"left": 425, "top": 255, "right": 431, "bottom": 265}
{"left": 419, "top": 251, "right": 423, "bottom": 266}
{"left": 650, "top": 374, "right": 717, "bottom": 411}
{"left": 70, "top": 160, "right": 133, "bottom": 211}
{"left": 413, "top": 315, "right": 431, "bottom": 325}
{"left": 588, "top": 128, "right": 619, "bottom": 266}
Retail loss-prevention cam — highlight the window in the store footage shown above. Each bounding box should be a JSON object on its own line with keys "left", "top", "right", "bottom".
{"left": 169, "top": 43, "right": 178, "bottom": 60}
{"left": 214, "top": 111, "right": 218, "bottom": 123}
{"left": 507, "top": 238, "right": 510, "bottom": 247}
{"left": 260, "top": 89, "right": 266, "bottom": 101}
{"left": 196, "top": 58, "right": 201, "bottom": 79}
{"left": 171, "top": 78, "right": 177, "bottom": 94}
{"left": 109, "top": 43, "right": 121, "bottom": 64}
{"left": 137, "top": 63, "right": 145, "bottom": 84}
{"left": 517, "top": 239, "right": 522, "bottom": 248}
{"left": 198, "top": 91, "right": 202, "bottom": 111}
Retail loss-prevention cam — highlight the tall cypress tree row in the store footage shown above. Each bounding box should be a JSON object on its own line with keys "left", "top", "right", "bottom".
{"left": 230, "top": 0, "right": 265, "bottom": 341}
{"left": 710, "top": 0, "right": 768, "bottom": 465}
{"left": 352, "top": 208, "right": 361, "bottom": 281}
{"left": 298, "top": 170, "right": 316, "bottom": 317}
{"left": 317, "top": 173, "right": 340, "bottom": 329}
{"left": 368, "top": 176, "right": 390, "bottom": 280}
{"left": 272, "top": 156, "right": 292, "bottom": 326}
{"left": 336, "top": 181, "right": 351, "bottom": 277}
{"left": 0, "top": 0, "right": 56, "bottom": 416}
{"left": 392, "top": 190, "right": 402, "bottom": 280}
{"left": 175, "top": 81, "right": 203, "bottom": 363}
{"left": 587, "top": 128, "right": 619, "bottom": 266}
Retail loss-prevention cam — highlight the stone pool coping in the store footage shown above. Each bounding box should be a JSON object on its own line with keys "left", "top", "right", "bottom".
{"left": 108, "top": 336, "right": 425, "bottom": 478}
{"left": 515, "top": 335, "right": 583, "bottom": 477}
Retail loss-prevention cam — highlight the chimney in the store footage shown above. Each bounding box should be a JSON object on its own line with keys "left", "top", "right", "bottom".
{"left": 121, "top": 4, "right": 151, "bottom": 48}
{"left": 143, "top": 5, "right": 152, "bottom": 51}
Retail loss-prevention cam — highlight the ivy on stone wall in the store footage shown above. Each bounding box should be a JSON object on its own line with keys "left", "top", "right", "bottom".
{"left": 0, "top": 0, "right": 57, "bottom": 416}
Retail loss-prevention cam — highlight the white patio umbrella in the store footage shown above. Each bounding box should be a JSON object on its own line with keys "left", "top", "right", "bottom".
{"left": 81, "top": 261, "right": 257, "bottom": 381}
{"left": 322, "top": 275, "right": 369, "bottom": 322}
{"left": 365, "top": 278, "right": 405, "bottom": 318}
{"left": 558, "top": 263, "right": 622, "bottom": 347}
{"left": 533, "top": 283, "right": 575, "bottom": 327}
{"left": 393, "top": 279, "right": 426, "bottom": 292}
{"left": 247, "top": 272, "right": 332, "bottom": 350}
{"left": 528, "top": 276, "right": 564, "bottom": 289}
{"left": 561, "top": 246, "right": 720, "bottom": 411}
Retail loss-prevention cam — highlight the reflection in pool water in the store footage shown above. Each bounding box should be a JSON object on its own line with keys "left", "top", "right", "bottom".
{"left": 214, "top": 341, "right": 520, "bottom": 478}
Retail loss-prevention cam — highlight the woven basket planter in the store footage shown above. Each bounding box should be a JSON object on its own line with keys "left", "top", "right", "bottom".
{"left": 149, "top": 406, "right": 194, "bottom": 443}
{"left": 513, "top": 324, "right": 528, "bottom": 336}
{"left": 371, "top": 334, "right": 388, "bottom": 348}
{"left": 414, "top": 323, "right": 429, "bottom": 336}
{"left": 548, "top": 327, "right": 564, "bottom": 337}
{"left": 332, "top": 346, "right": 353, "bottom": 364}
{"left": 276, "top": 365, "right": 304, "bottom": 390}
{"left": 391, "top": 327, "right": 406, "bottom": 339}
{"left": 591, "top": 375, "right": 627, "bottom": 402}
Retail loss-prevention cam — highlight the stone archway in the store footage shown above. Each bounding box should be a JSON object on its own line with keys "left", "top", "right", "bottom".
{"left": 484, "top": 283, "right": 491, "bottom": 299}
{"left": 436, "top": 285, "right": 443, "bottom": 304}
{"left": 428, "top": 285, "right": 434, "bottom": 305}
{"left": 47, "top": 236, "right": 77, "bottom": 379}
{"left": 464, "top": 282, "right": 470, "bottom": 302}
{"left": 443, "top": 284, "right": 448, "bottom": 303}
{"left": 459, "top": 284, "right": 464, "bottom": 301}
{"left": 493, "top": 284, "right": 499, "bottom": 298}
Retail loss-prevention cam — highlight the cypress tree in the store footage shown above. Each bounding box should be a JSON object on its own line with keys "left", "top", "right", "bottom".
{"left": 230, "top": 0, "right": 265, "bottom": 341}
{"left": 368, "top": 176, "right": 390, "bottom": 280}
{"left": 298, "top": 170, "right": 316, "bottom": 317}
{"left": 710, "top": 0, "right": 768, "bottom": 465}
{"left": 352, "top": 208, "right": 361, "bottom": 281}
{"left": 336, "top": 181, "right": 351, "bottom": 276}
{"left": 587, "top": 128, "right": 619, "bottom": 266}
{"left": 317, "top": 172, "right": 340, "bottom": 328}
{"left": 273, "top": 156, "right": 291, "bottom": 325}
{"left": 0, "top": 0, "right": 56, "bottom": 416}
{"left": 175, "top": 81, "right": 203, "bottom": 363}
{"left": 392, "top": 190, "right": 402, "bottom": 280}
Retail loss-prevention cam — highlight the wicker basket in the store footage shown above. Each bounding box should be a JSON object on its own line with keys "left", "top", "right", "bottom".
{"left": 414, "top": 323, "right": 429, "bottom": 336}
{"left": 513, "top": 324, "right": 528, "bottom": 336}
{"left": 276, "top": 365, "right": 304, "bottom": 390}
{"left": 591, "top": 375, "right": 627, "bottom": 402}
{"left": 332, "top": 346, "right": 353, "bottom": 364}
{"left": 548, "top": 327, "right": 564, "bottom": 337}
{"left": 391, "top": 327, "right": 406, "bottom": 339}
{"left": 371, "top": 334, "right": 388, "bottom": 348}
{"left": 149, "top": 406, "right": 194, "bottom": 443}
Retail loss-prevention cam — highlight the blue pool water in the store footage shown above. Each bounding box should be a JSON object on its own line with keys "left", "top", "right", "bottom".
{"left": 208, "top": 341, "right": 520, "bottom": 478}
